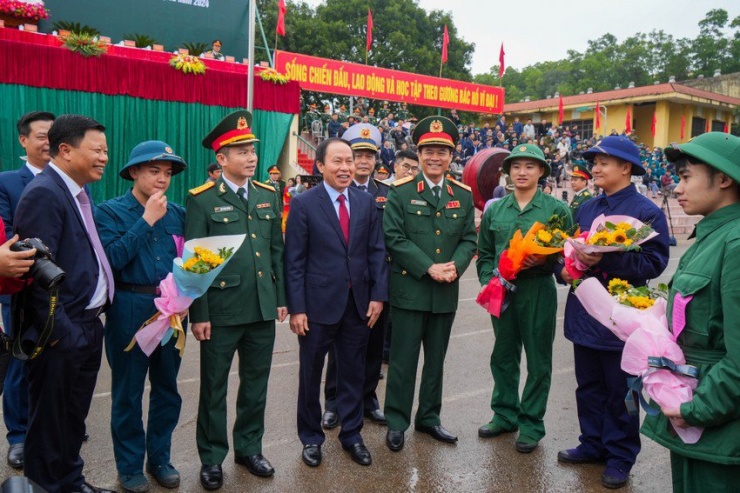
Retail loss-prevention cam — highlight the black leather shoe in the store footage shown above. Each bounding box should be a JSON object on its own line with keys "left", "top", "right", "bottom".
{"left": 344, "top": 442, "right": 371, "bottom": 466}
{"left": 364, "top": 408, "right": 387, "bottom": 425}
{"left": 235, "top": 454, "right": 274, "bottom": 477}
{"left": 74, "top": 483, "right": 116, "bottom": 493}
{"left": 515, "top": 440, "right": 538, "bottom": 453}
{"left": 199, "top": 464, "right": 223, "bottom": 491}
{"left": 301, "top": 444, "right": 322, "bottom": 467}
{"left": 7, "top": 443, "right": 23, "bottom": 469}
{"left": 386, "top": 430, "right": 405, "bottom": 451}
{"left": 321, "top": 410, "right": 338, "bottom": 429}
{"left": 415, "top": 424, "right": 458, "bottom": 444}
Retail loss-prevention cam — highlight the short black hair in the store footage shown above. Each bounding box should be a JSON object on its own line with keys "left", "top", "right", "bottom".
{"left": 207, "top": 162, "right": 221, "bottom": 173}
{"left": 675, "top": 155, "right": 719, "bottom": 179}
{"left": 48, "top": 114, "right": 105, "bottom": 158}
{"left": 17, "top": 111, "right": 55, "bottom": 137}
{"left": 396, "top": 149, "right": 418, "bottom": 162}
{"left": 315, "top": 137, "right": 351, "bottom": 165}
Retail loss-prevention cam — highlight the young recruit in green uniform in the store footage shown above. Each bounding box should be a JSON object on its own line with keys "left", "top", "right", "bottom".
{"left": 476, "top": 144, "right": 573, "bottom": 453}
{"left": 641, "top": 132, "right": 740, "bottom": 492}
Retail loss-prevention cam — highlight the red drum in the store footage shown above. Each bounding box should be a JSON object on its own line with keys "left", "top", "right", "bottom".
{"left": 462, "top": 148, "right": 510, "bottom": 211}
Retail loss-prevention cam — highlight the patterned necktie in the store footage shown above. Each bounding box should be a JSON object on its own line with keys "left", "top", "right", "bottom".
{"left": 237, "top": 187, "right": 248, "bottom": 207}
{"left": 77, "top": 191, "right": 114, "bottom": 303}
{"left": 337, "top": 194, "right": 350, "bottom": 243}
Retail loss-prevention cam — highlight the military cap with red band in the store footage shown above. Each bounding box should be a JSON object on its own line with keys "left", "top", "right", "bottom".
{"left": 570, "top": 163, "right": 592, "bottom": 180}
{"left": 412, "top": 115, "right": 459, "bottom": 149}
{"left": 202, "top": 110, "right": 259, "bottom": 152}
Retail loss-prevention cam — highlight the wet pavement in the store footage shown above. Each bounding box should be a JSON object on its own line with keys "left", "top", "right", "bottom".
{"left": 1, "top": 236, "right": 693, "bottom": 492}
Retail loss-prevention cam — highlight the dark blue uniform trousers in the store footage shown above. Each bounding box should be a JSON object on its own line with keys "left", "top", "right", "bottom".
{"left": 297, "top": 294, "right": 369, "bottom": 448}
{"left": 2, "top": 303, "right": 28, "bottom": 446}
{"left": 105, "top": 291, "right": 182, "bottom": 476}
{"left": 573, "top": 344, "right": 640, "bottom": 471}
{"left": 325, "top": 302, "right": 387, "bottom": 413}
{"left": 25, "top": 315, "right": 103, "bottom": 493}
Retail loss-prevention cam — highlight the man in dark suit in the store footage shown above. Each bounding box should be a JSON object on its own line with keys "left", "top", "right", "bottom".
{"left": 323, "top": 124, "right": 389, "bottom": 429}
{"left": 285, "top": 137, "right": 388, "bottom": 468}
{"left": 0, "top": 111, "right": 54, "bottom": 470}
{"left": 13, "top": 114, "right": 115, "bottom": 493}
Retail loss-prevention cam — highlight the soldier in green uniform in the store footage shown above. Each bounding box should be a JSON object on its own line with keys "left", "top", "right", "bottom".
{"left": 476, "top": 144, "right": 573, "bottom": 453}
{"left": 377, "top": 101, "right": 390, "bottom": 120}
{"left": 186, "top": 110, "right": 287, "bottom": 490}
{"left": 641, "top": 132, "right": 740, "bottom": 492}
{"left": 396, "top": 102, "right": 411, "bottom": 122}
{"left": 569, "top": 163, "right": 593, "bottom": 218}
{"left": 265, "top": 165, "right": 286, "bottom": 211}
{"left": 367, "top": 108, "right": 377, "bottom": 126}
{"left": 383, "top": 116, "right": 478, "bottom": 452}
{"left": 303, "top": 104, "right": 319, "bottom": 133}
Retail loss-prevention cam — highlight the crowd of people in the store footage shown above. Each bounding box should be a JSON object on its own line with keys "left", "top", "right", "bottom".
{"left": 0, "top": 107, "right": 737, "bottom": 493}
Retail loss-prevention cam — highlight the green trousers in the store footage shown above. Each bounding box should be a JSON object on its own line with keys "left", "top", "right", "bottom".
{"left": 384, "top": 307, "right": 455, "bottom": 431}
{"left": 671, "top": 452, "right": 740, "bottom": 493}
{"left": 196, "top": 321, "right": 275, "bottom": 465}
{"left": 489, "top": 276, "right": 556, "bottom": 441}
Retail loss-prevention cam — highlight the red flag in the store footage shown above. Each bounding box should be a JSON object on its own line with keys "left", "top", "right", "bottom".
{"left": 705, "top": 119, "right": 710, "bottom": 134}
{"left": 625, "top": 107, "right": 632, "bottom": 134}
{"left": 595, "top": 101, "right": 601, "bottom": 130}
{"left": 276, "top": 0, "right": 287, "bottom": 36}
{"left": 441, "top": 25, "right": 449, "bottom": 64}
{"left": 498, "top": 43, "right": 505, "bottom": 79}
{"left": 558, "top": 94, "right": 564, "bottom": 125}
{"left": 680, "top": 114, "right": 686, "bottom": 140}
{"left": 651, "top": 112, "right": 657, "bottom": 137}
{"left": 725, "top": 122, "right": 730, "bottom": 133}
{"left": 366, "top": 9, "right": 373, "bottom": 52}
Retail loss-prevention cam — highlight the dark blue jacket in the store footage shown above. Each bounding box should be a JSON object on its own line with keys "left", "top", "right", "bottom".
{"left": 563, "top": 185, "right": 670, "bottom": 350}
{"left": 284, "top": 183, "right": 388, "bottom": 326}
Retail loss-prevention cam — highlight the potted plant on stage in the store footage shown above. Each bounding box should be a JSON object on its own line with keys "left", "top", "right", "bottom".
{"left": 0, "top": 0, "right": 49, "bottom": 28}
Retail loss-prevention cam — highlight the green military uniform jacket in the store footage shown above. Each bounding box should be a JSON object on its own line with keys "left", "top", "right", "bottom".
{"left": 377, "top": 108, "right": 390, "bottom": 120}
{"left": 477, "top": 190, "right": 573, "bottom": 285}
{"left": 185, "top": 177, "right": 286, "bottom": 327}
{"left": 265, "top": 178, "right": 286, "bottom": 210}
{"left": 569, "top": 188, "right": 592, "bottom": 218}
{"left": 642, "top": 202, "right": 740, "bottom": 465}
{"left": 383, "top": 174, "right": 477, "bottom": 313}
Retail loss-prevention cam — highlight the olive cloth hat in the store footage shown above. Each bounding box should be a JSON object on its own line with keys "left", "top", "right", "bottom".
{"left": 412, "top": 116, "right": 459, "bottom": 149}
{"left": 582, "top": 135, "right": 645, "bottom": 175}
{"left": 343, "top": 123, "right": 382, "bottom": 152}
{"left": 502, "top": 144, "right": 551, "bottom": 178}
{"left": 665, "top": 132, "right": 740, "bottom": 184}
{"left": 570, "top": 163, "right": 592, "bottom": 180}
{"left": 202, "top": 110, "right": 259, "bottom": 152}
{"left": 120, "top": 140, "right": 187, "bottom": 180}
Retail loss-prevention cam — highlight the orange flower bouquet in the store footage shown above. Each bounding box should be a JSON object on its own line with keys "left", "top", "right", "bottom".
{"left": 477, "top": 215, "right": 576, "bottom": 317}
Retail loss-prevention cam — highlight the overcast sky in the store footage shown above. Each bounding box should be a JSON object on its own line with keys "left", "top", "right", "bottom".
{"left": 300, "top": 0, "right": 739, "bottom": 75}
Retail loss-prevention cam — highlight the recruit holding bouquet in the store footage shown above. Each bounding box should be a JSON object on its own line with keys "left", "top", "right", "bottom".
{"left": 476, "top": 215, "right": 577, "bottom": 317}
{"left": 125, "top": 234, "right": 246, "bottom": 357}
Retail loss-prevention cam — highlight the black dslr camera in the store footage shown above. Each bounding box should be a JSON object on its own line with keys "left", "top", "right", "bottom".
{"left": 10, "top": 238, "right": 65, "bottom": 290}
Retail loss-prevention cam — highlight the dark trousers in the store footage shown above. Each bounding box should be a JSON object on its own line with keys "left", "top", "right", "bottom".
{"left": 105, "top": 292, "right": 183, "bottom": 476}
{"left": 297, "top": 295, "right": 369, "bottom": 448}
{"left": 2, "top": 303, "right": 29, "bottom": 445}
{"left": 325, "top": 302, "right": 387, "bottom": 413}
{"left": 573, "top": 344, "right": 640, "bottom": 471}
{"left": 25, "top": 316, "right": 103, "bottom": 493}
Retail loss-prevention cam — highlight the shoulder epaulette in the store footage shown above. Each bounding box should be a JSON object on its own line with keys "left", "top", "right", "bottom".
{"left": 448, "top": 178, "right": 471, "bottom": 192}
{"left": 253, "top": 181, "right": 276, "bottom": 192}
{"left": 392, "top": 176, "right": 414, "bottom": 187}
{"left": 189, "top": 181, "right": 215, "bottom": 196}
{"left": 374, "top": 178, "right": 390, "bottom": 188}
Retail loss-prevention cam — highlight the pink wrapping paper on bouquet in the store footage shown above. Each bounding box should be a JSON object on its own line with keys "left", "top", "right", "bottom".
{"left": 574, "top": 277, "right": 703, "bottom": 443}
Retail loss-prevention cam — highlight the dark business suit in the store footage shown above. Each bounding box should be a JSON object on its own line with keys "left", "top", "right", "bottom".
{"left": 13, "top": 166, "right": 106, "bottom": 493}
{"left": 0, "top": 164, "right": 35, "bottom": 447}
{"left": 325, "top": 179, "right": 390, "bottom": 414}
{"left": 285, "top": 184, "right": 387, "bottom": 448}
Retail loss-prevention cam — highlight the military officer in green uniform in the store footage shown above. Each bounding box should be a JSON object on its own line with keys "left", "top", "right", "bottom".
{"left": 320, "top": 104, "right": 333, "bottom": 129}
{"left": 396, "top": 102, "right": 411, "bottom": 122}
{"left": 569, "top": 163, "right": 593, "bottom": 217}
{"left": 641, "top": 132, "right": 740, "bottom": 492}
{"left": 265, "top": 165, "right": 286, "bottom": 211}
{"left": 476, "top": 144, "right": 573, "bottom": 453}
{"left": 377, "top": 101, "right": 390, "bottom": 120}
{"left": 383, "top": 116, "right": 477, "bottom": 452}
{"left": 303, "top": 104, "right": 320, "bottom": 133}
{"left": 367, "top": 108, "right": 377, "bottom": 126}
{"left": 186, "top": 110, "right": 287, "bottom": 490}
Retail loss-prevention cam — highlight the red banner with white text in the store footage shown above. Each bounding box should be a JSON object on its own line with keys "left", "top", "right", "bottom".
{"left": 275, "top": 50, "right": 505, "bottom": 114}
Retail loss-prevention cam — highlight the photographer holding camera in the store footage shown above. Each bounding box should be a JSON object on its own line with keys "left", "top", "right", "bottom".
{"left": 13, "top": 114, "right": 114, "bottom": 493}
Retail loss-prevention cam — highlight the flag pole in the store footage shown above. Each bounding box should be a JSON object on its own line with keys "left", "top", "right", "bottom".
{"left": 247, "top": 0, "right": 256, "bottom": 112}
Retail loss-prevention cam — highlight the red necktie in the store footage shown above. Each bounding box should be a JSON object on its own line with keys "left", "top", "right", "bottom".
{"left": 337, "top": 194, "right": 349, "bottom": 243}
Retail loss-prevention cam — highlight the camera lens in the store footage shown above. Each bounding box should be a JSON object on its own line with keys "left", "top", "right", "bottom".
{"left": 30, "top": 259, "right": 65, "bottom": 291}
